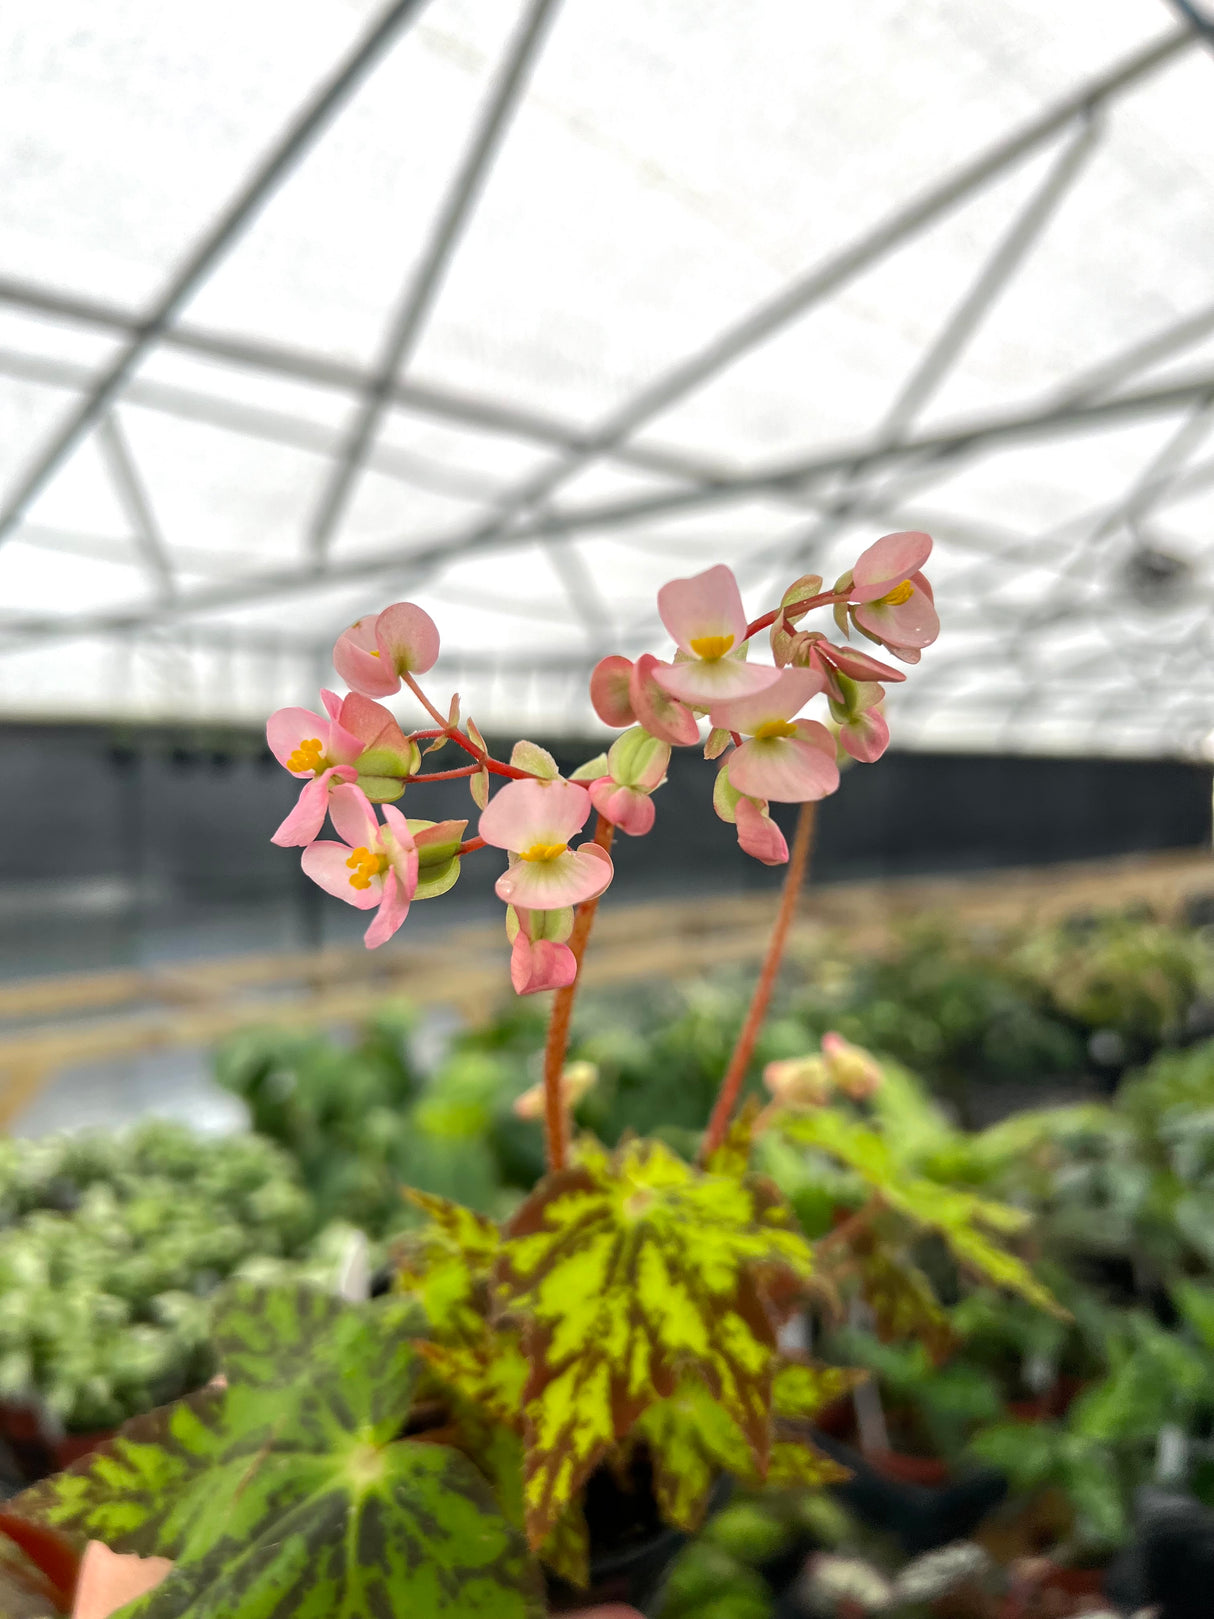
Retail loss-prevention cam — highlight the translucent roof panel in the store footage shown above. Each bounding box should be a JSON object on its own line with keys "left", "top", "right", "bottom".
{"left": 1, "top": 0, "right": 1213, "bottom": 757}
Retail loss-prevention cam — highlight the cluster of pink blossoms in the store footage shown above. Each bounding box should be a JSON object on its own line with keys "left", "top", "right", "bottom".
{"left": 266, "top": 532, "right": 937, "bottom": 994}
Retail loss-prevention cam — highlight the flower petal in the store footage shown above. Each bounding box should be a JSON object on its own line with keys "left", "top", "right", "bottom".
{"left": 328, "top": 782, "right": 382, "bottom": 849}
{"left": 300, "top": 841, "right": 382, "bottom": 909}
{"left": 364, "top": 868, "right": 411, "bottom": 948}
{"left": 653, "top": 655, "right": 783, "bottom": 706}
{"left": 589, "top": 655, "right": 637, "bottom": 728}
{"left": 478, "top": 777, "right": 591, "bottom": 853}
{"left": 853, "top": 579, "right": 939, "bottom": 649}
{"left": 735, "top": 797, "right": 789, "bottom": 865}
{"left": 270, "top": 769, "right": 354, "bottom": 847}
{"left": 727, "top": 735, "right": 840, "bottom": 802}
{"left": 495, "top": 845, "right": 613, "bottom": 908}
{"left": 337, "top": 692, "right": 409, "bottom": 755}
{"left": 657, "top": 564, "right": 747, "bottom": 656}
{"left": 818, "top": 642, "right": 905, "bottom": 683}
{"left": 320, "top": 689, "right": 344, "bottom": 721}
{"left": 374, "top": 601, "right": 440, "bottom": 675}
{"left": 839, "top": 705, "right": 890, "bottom": 764}
{"left": 72, "top": 1542, "right": 173, "bottom": 1619}
{"left": 629, "top": 655, "right": 700, "bottom": 746}
{"left": 380, "top": 803, "right": 421, "bottom": 895}
{"left": 589, "top": 778, "right": 656, "bottom": 836}
{"left": 708, "top": 666, "right": 825, "bottom": 733}
{"left": 266, "top": 707, "right": 328, "bottom": 772}
{"left": 511, "top": 934, "right": 578, "bottom": 996}
{"left": 333, "top": 615, "right": 401, "bottom": 697}
{"left": 850, "top": 531, "right": 933, "bottom": 602}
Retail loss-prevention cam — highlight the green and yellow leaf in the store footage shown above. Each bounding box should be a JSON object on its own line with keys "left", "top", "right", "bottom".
{"left": 9, "top": 1285, "right": 542, "bottom": 1619}
{"left": 495, "top": 1137, "right": 814, "bottom": 1546}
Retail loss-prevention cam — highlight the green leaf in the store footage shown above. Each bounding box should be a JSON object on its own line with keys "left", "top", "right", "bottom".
{"left": 855, "top": 1249, "right": 954, "bottom": 1361}
{"left": 396, "top": 1193, "right": 502, "bottom": 1347}
{"left": 495, "top": 1137, "right": 814, "bottom": 1546}
{"left": 782, "top": 1110, "right": 1061, "bottom": 1315}
{"left": 635, "top": 1365, "right": 850, "bottom": 1532}
{"left": 10, "top": 1286, "right": 542, "bottom": 1619}
{"left": 1173, "top": 1279, "right": 1214, "bottom": 1351}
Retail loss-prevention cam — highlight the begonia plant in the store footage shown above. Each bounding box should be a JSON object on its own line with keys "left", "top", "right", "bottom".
{"left": 5, "top": 538, "right": 1059, "bottom": 1618}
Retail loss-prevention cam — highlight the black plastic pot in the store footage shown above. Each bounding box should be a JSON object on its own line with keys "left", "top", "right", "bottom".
{"left": 545, "top": 1462, "right": 731, "bottom": 1617}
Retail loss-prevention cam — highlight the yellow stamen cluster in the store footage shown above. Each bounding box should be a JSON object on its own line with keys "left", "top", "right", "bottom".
{"left": 346, "top": 846, "right": 389, "bottom": 889}
{"left": 286, "top": 737, "right": 327, "bottom": 775}
{"left": 753, "top": 719, "right": 798, "bottom": 740}
{"left": 520, "top": 841, "right": 568, "bottom": 863}
{"left": 688, "top": 632, "right": 735, "bottom": 660}
{"left": 877, "top": 579, "right": 915, "bottom": 607}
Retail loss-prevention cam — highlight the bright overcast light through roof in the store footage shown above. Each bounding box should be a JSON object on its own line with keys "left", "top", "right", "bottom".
{"left": 0, "top": 0, "right": 1212, "bottom": 754}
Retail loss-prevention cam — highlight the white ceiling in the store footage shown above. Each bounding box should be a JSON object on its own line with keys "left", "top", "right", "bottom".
{"left": 0, "top": 0, "right": 1213, "bottom": 755}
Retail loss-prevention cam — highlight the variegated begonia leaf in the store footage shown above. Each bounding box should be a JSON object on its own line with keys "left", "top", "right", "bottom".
{"left": 9, "top": 1284, "right": 542, "bottom": 1619}
{"left": 855, "top": 1246, "right": 955, "bottom": 1362}
{"left": 395, "top": 1192, "right": 530, "bottom": 1427}
{"left": 494, "top": 1136, "right": 814, "bottom": 1547}
{"left": 780, "top": 1109, "right": 1062, "bottom": 1315}
{"left": 396, "top": 1191, "right": 503, "bottom": 1347}
{"left": 634, "top": 1359, "right": 859, "bottom": 1532}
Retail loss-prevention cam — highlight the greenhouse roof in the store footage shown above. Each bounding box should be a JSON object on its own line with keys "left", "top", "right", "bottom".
{"left": 1, "top": 0, "right": 1213, "bottom": 755}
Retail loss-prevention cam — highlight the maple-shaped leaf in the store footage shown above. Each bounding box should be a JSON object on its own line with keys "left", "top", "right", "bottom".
{"left": 495, "top": 1137, "right": 814, "bottom": 1547}
{"left": 634, "top": 1360, "right": 854, "bottom": 1532}
{"left": 855, "top": 1247, "right": 955, "bottom": 1362}
{"left": 781, "top": 1110, "right": 1062, "bottom": 1315}
{"left": 395, "top": 1193, "right": 530, "bottom": 1429}
{"left": 10, "top": 1284, "right": 543, "bottom": 1619}
{"left": 396, "top": 1191, "right": 503, "bottom": 1347}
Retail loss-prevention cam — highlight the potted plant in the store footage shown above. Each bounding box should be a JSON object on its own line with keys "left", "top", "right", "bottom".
{"left": 3, "top": 538, "right": 1059, "bottom": 1617}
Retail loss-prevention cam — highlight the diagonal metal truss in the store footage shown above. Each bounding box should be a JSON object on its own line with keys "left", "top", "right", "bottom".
{"left": 0, "top": 6, "right": 1212, "bottom": 759}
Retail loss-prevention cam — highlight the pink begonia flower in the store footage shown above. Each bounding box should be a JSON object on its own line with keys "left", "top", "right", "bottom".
{"left": 588, "top": 726, "right": 670, "bottom": 836}
{"left": 300, "top": 784, "right": 418, "bottom": 948}
{"left": 71, "top": 1542, "right": 173, "bottom": 1619}
{"left": 505, "top": 904, "right": 578, "bottom": 996}
{"left": 763, "top": 1054, "right": 832, "bottom": 1108}
{"left": 712, "top": 763, "right": 789, "bottom": 866}
{"left": 332, "top": 602, "right": 440, "bottom": 698}
{"left": 335, "top": 691, "right": 419, "bottom": 792}
{"left": 515, "top": 1060, "right": 597, "bottom": 1119}
{"left": 479, "top": 778, "right": 614, "bottom": 910}
{"left": 835, "top": 695, "right": 889, "bottom": 764}
{"left": 735, "top": 796, "right": 789, "bottom": 864}
{"left": 651, "top": 565, "right": 782, "bottom": 705}
{"left": 710, "top": 668, "right": 840, "bottom": 803}
{"left": 589, "top": 654, "right": 699, "bottom": 747}
{"left": 266, "top": 697, "right": 364, "bottom": 846}
{"left": 838, "top": 532, "right": 939, "bottom": 664}
{"left": 821, "top": 1031, "right": 884, "bottom": 1098}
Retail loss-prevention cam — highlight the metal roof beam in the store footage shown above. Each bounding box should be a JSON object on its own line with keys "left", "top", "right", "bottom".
{"left": 5, "top": 366, "right": 1214, "bottom": 646}
{"left": 304, "top": 0, "right": 562, "bottom": 565}
{"left": 0, "top": 0, "right": 430, "bottom": 549}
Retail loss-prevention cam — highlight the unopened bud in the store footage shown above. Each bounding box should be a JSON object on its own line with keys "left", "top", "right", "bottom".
{"left": 821, "top": 1032, "right": 883, "bottom": 1099}
{"left": 513, "top": 1061, "right": 598, "bottom": 1121}
{"left": 763, "top": 1055, "right": 832, "bottom": 1107}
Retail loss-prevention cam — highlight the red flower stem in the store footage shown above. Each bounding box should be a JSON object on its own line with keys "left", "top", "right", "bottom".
{"left": 409, "top": 764, "right": 479, "bottom": 782}
{"left": 540, "top": 815, "right": 615, "bottom": 1174}
{"left": 456, "top": 836, "right": 487, "bottom": 856}
{"left": 744, "top": 590, "right": 846, "bottom": 640}
{"left": 700, "top": 800, "right": 817, "bottom": 1164}
{"left": 407, "top": 727, "right": 447, "bottom": 743}
{"left": 401, "top": 673, "right": 535, "bottom": 780}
